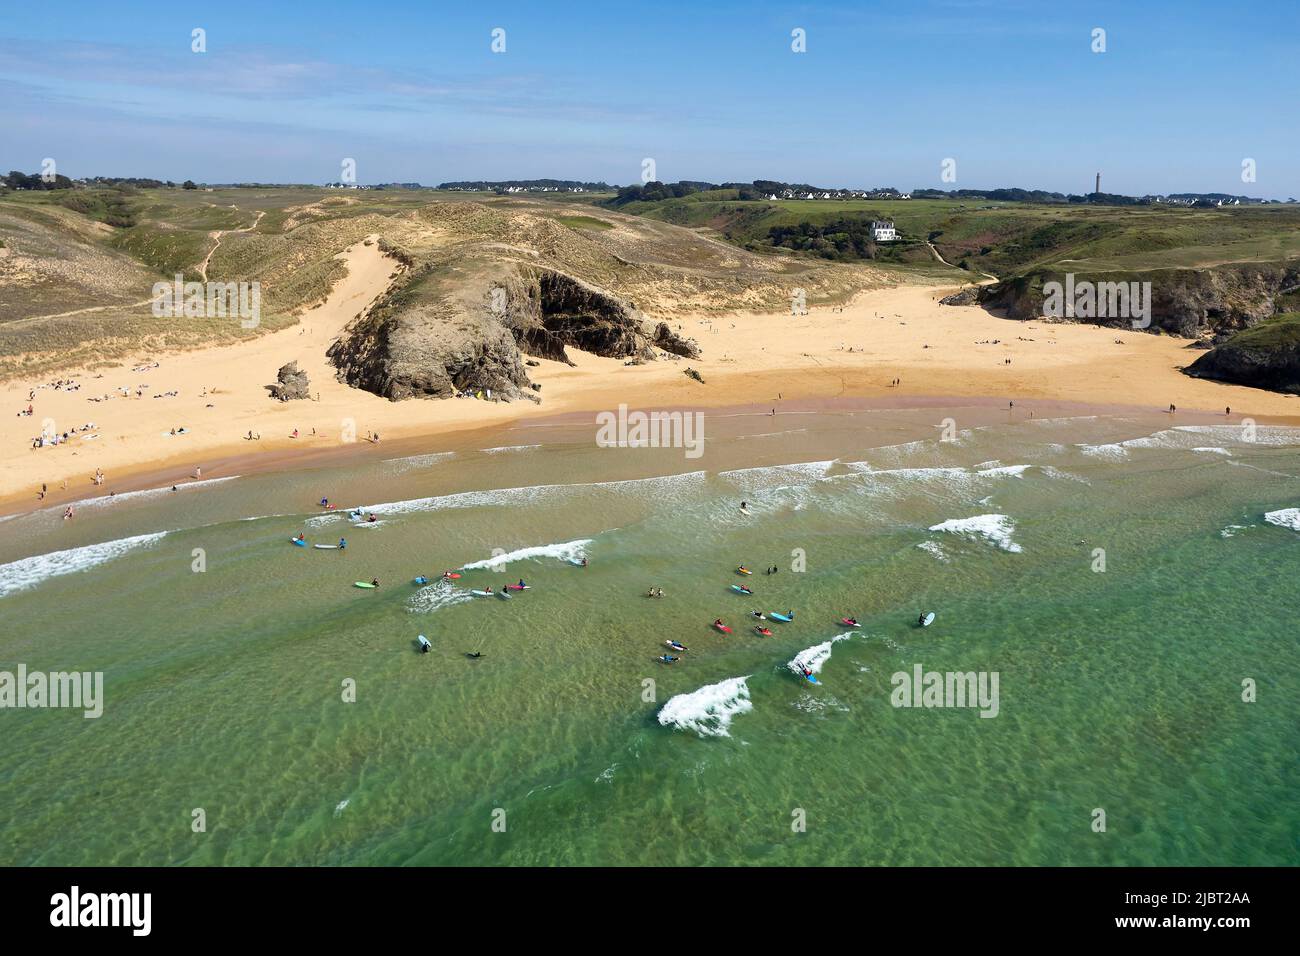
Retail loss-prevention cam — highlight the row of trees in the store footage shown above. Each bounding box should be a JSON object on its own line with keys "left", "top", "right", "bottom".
{"left": 2, "top": 170, "right": 74, "bottom": 190}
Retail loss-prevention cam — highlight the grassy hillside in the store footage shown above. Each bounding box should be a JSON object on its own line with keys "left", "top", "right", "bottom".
{"left": 0, "top": 186, "right": 888, "bottom": 379}
{"left": 602, "top": 192, "right": 1300, "bottom": 281}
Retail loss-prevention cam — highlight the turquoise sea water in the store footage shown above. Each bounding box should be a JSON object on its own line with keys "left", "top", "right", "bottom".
{"left": 1, "top": 405, "right": 1297, "bottom": 865}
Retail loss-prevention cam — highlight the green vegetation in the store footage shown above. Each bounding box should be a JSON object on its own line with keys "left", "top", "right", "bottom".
{"left": 1212, "top": 312, "right": 1300, "bottom": 350}
{"left": 601, "top": 189, "right": 1300, "bottom": 281}
{"left": 553, "top": 215, "right": 613, "bottom": 231}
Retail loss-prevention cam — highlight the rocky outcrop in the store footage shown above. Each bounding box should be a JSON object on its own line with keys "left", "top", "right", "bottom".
{"left": 503, "top": 269, "right": 700, "bottom": 364}
{"left": 1185, "top": 314, "right": 1300, "bottom": 394}
{"left": 939, "top": 287, "right": 980, "bottom": 307}
{"left": 265, "top": 361, "right": 311, "bottom": 401}
{"left": 327, "top": 265, "right": 535, "bottom": 402}
{"left": 327, "top": 262, "right": 698, "bottom": 403}
{"left": 976, "top": 262, "right": 1300, "bottom": 339}
{"left": 652, "top": 322, "right": 701, "bottom": 358}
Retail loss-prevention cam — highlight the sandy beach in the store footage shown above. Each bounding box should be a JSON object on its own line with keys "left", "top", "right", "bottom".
{"left": 4, "top": 238, "right": 1297, "bottom": 514}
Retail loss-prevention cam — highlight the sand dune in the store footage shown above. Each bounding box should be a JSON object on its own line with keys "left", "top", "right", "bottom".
{"left": 3, "top": 248, "right": 1297, "bottom": 512}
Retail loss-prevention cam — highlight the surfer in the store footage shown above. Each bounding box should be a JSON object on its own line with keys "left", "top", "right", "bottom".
{"left": 659, "top": 655, "right": 679, "bottom": 664}
{"left": 751, "top": 610, "right": 766, "bottom": 620}
{"left": 917, "top": 611, "right": 928, "bottom": 626}
{"left": 319, "top": 497, "right": 329, "bottom": 508}
{"left": 517, "top": 579, "right": 527, "bottom": 588}
{"left": 417, "top": 636, "right": 430, "bottom": 654}
{"left": 845, "top": 617, "right": 859, "bottom": 627}
{"left": 370, "top": 578, "right": 380, "bottom": 588}
{"left": 367, "top": 513, "right": 377, "bottom": 523}
{"left": 338, "top": 537, "right": 347, "bottom": 549}
{"left": 293, "top": 532, "right": 305, "bottom": 543}
{"left": 581, "top": 558, "right": 588, "bottom": 567}
{"left": 466, "top": 652, "right": 484, "bottom": 659}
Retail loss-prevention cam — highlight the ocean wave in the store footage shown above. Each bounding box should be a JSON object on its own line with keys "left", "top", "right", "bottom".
{"left": 1191, "top": 447, "right": 1232, "bottom": 456}
{"left": 717, "top": 460, "right": 837, "bottom": 491}
{"left": 459, "top": 538, "right": 592, "bottom": 570}
{"left": 787, "top": 633, "right": 853, "bottom": 678}
{"left": 1264, "top": 508, "right": 1300, "bottom": 532}
{"left": 407, "top": 579, "right": 475, "bottom": 614}
{"left": 975, "top": 463, "right": 1033, "bottom": 477}
{"left": 928, "top": 514, "right": 1022, "bottom": 553}
{"left": 382, "top": 451, "right": 455, "bottom": 465}
{"left": 0, "top": 532, "right": 168, "bottom": 599}
{"left": 657, "top": 676, "right": 753, "bottom": 738}
{"left": 354, "top": 471, "right": 709, "bottom": 517}
{"left": 481, "top": 444, "right": 541, "bottom": 454}
{"left": 75, "top": 476, "right": 240, "bottom": 510}
{"left": 1077, "top": 442, "right": 1129, "bottom": 460}
{"left": 1175, "top": 424, "right": 1300, "bottom": 447}
{"left": 916, "top": 540, "right": 949, "bottom": 562}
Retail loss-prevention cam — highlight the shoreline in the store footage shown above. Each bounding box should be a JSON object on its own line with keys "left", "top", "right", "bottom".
{"left": 6, "top": 247, "right": 1299, "bottom": 517}
{"left": 1, "top": 391, "right": 1285, "bottom": 520}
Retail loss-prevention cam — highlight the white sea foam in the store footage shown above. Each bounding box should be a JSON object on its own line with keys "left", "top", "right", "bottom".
{"left": 718, "top": 460, "right": 837, "bottom": 491}
{"left": 75, "top": 476, "right": 240, "bottom": 510}
{"left": 0, "top": 532, "right": 168, "bottom": 599}
{"left": 928, "top": 514, "right": 1022, "bottom": 553}
{"left": 1191, "top": 447, "right": 1232, "bottom": 456}
{"left": 382, "top": 451, "right": 455, "bottom": 473}
{"left": 459, "top": 538, "right": 592, "bottom": 570}
{"left": 1264, "top": 508, "right": 1300, "bottom": 532}
{"left": 657, "top": 676, "right": 753, "bottom": 738}
{"left": 1220, "top": 524, "right": 1249, "bottom": 538}
{"left": 1175, "top": 424, "right": 1300, "bottom": 447}
{"left": 917, "top": 540, "right": 949, "bottom": 562}
{"left": 787, "top": 633, "right": 853, "bottom": 678}
{"left": 976, "top": 463, "right": 1033, "bottom": 477}
{"left": 481, "top": 444, "right": 542, "bottom": 454}
{"left": 1077, "top": 442, "right": 1129, "bottom": 460}
{"left": 356, "top": 471, "right": 708, "bottom": 517}
{"left": 379, "top": 452, "right": 454, "bottom": 468}
{"left": 407, "top": 579, "right": 475, "bottom": 614}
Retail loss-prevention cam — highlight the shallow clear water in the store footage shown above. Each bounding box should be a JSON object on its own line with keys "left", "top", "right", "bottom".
{"left": 1, "top": 406, "right": 1297, "bottom": 865}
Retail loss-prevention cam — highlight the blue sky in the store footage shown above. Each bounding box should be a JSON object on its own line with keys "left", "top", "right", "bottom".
{"left": 2, "top": 0, "right": 1297, "bottom": 197}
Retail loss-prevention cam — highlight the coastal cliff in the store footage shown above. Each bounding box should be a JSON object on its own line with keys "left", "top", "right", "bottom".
{"left": 971, "top": 261, "right": 1300, "bottom": 337}
{"left": 1185, "top": 314, "right": 1300, "bottom": 394}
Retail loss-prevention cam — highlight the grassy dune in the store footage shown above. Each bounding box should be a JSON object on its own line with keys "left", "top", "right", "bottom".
{"left": 0, "top": 186, "right": 887, "bottom": 379}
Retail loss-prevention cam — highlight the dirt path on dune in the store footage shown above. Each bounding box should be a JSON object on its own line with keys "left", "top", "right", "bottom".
{"left": 200, "top": 209, "right": 266, "bottom": 282}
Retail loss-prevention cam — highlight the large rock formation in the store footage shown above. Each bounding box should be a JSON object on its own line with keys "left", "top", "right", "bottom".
{"left": 265, "top": 361, "right": 311, "bottom": 401}
{"left": 327, "top": 264, "right": 533, "bottom": 401}
{"left": 328, "top": 262, "right": 699, "bottom": 402}
{"left": 1185, "top": 313, "right": 1300, "bottom": 394}
{"left": 974, "top": 262, "right": 1300, "bottom": 339}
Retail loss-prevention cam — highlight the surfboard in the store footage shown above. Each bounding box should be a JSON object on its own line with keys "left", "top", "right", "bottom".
{"left": 805, "top": 673, "right": 820, "bottom": 685}
{"left": 920, "top": 612, "right": 936, "bottom": 627}
{"left": 353, "top": 582, "right": 377, "bottom": 589}
{"left": 314, "top": 544, "right": 339, "bottom": 549}
{"left": 729, "top": 584, "right": 752, "bottom": 594}
{"left": 290, "top": 538, "right": 307, "bottom": 547}
{"left": 769, "top": 612, "right": 793, "bottom": 622}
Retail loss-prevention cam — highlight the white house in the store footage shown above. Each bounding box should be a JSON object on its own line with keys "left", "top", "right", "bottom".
{"left": 870, "top": 219, "right": 897, "bottom": 242}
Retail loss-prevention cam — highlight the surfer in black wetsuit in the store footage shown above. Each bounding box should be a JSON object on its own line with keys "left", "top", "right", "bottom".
{"left": 918, "top": 611, "right": 928, "bottom": 626}
{"left": 466, "top": 652, "right": 484, "bottom": 659}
